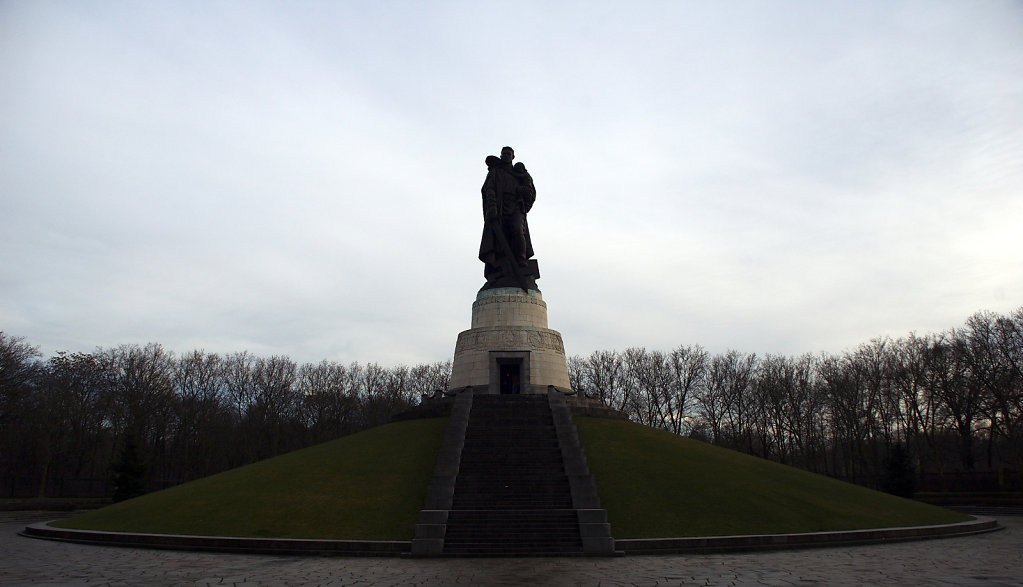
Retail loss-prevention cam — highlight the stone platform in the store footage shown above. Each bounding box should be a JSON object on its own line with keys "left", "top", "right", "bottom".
{"left": 448, "top": 288, "right": 571, "bottom": 395}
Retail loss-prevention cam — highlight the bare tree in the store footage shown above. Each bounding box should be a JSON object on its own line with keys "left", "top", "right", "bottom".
{"left": 99, "top": 343, "right": 177, "bottom": 484}
{"left": 757, "top": 354, "right": 796, "bottom": 464}
{"left": 298, "top": 360, "right": 359, "bottom": 442}
{"left": 249, "top": 355, "right": 300, "bottom": 458}
{"left": 566, "top": 354, "right": 587, "bottom": 393}
{"left": 222, "top": 351, "right": 257, "bottom": 422}
{"left": 172, "top": 350, "right": 229, "bottom": 480}
{"left": 717, "top": 350, "right": 758, "bottom": 453}
{"left": 409, "top": 360, "right": 451, "bottom": 397}
{"left": 849, "top": 337, "right": 899, "bottom": 480}
{"left": 786, "top": 354, "right": 826, "bottom": 471}
{"left": 818, "top": 352, "right": 864, "bottom": 481}
{"left": 962, "top": 310, "right": 1023, "bottom": 474}
{"left": 585, "top": 350, "right": 629, "bottom": 411}
{"left": 622, "top": 347, "right": 666, "bottom": 427}
{"left": 37, "top": 352, "right": 114, "bottom": 494}
{"left": 891, "top": 334, "right": 946, "bottom": 482}
{"left": 666, "top": 344, "right": 707, "bottom": 436}
{"left": 0, "top": 332, "right": 41, "bottom": 396}
{"left": 696, "top": 351, "right": 747, "bottom": 446}
{"left": 0, "top": 333, "right": 44, "bottom": 494}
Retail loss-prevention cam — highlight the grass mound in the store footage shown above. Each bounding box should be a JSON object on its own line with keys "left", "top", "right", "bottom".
{"left": 575, "top": 416, "right": 971, "bottom": 538}
{"left": 52, "top": 412, "right": 970, "bottom": 543}
{"left": 52, "top": 417, "right": 448, "bottom": 540}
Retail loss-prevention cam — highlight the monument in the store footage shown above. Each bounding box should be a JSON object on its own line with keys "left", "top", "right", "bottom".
{"left": 446, "top": 147, "right": 572, "bottom": 394}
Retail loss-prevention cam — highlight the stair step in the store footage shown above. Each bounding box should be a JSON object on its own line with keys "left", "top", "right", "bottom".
{"left": 420, "top": 394, "right": 616, "bottom": 556}
{"left": 441, "top": 395, "right": 585, "bottom": 554}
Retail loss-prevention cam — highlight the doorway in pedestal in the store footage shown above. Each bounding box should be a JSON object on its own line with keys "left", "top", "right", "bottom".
{"left": 490, "top": 352, "right": 529, "bottom": 395}
{"left": 499, "top": 362, "right": 521, "bottom": 394}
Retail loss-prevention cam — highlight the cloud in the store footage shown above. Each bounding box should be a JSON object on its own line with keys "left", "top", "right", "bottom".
{"left": 2, "top": 1, "right": 1021, "bottom": 365}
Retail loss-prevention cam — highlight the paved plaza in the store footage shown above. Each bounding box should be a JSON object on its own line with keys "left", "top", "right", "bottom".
{"left": 2, "top": 512, "right": 1021, "bottom": 586}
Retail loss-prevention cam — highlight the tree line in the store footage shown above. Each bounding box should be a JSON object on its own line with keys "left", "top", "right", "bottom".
{"left": 2, "top": 306, "right": 1020, "bottom": 500}
{"left": 567, "top": 308, "right": 1023, "bottom": 493}
{"left": 0, "top": 339, "right": 449, "bottom": 499}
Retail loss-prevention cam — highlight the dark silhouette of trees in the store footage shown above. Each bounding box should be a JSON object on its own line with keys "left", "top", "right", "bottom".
{"left": 572, "top": 307, "right": 1023, "bottom": 494}
{"left": 0, "top": 333, "right": 44, "bottom": 495}
{"left": 2, "top": 306, "right": 1020, "bottom": 500}
{"left": 0, "top": 337, "right": 451, "bottom": 499}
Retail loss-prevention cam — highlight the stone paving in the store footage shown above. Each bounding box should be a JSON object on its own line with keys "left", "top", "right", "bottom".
{"left": 2, "top": 512, "right": 1021, "bottom": 586}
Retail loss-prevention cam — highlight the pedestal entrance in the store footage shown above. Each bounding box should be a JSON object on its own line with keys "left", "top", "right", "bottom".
{"left": 448, "top": 288, "right": 571, "bottom": 394}
{"left": 497, "top": 357, "right": 523, "bottom": 394}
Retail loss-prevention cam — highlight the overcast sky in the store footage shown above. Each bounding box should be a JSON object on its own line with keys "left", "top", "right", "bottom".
{"left": 2, "top": 1, "right": 1021, "bottom": 367}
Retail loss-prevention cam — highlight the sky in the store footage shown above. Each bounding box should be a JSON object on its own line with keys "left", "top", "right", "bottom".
{"left": 2, "top": 1, "right": 1021, "bottom": 367}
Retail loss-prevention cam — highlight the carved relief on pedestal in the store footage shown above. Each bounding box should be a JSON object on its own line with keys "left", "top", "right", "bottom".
{"left": 454, "top": 327, "right": 565, "bottom": 358}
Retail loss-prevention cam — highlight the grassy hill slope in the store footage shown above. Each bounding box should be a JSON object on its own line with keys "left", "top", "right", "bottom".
{"left": 51, "top": 412, "right": 970, "bottom": 542}
{"left": 575, "top": 416, "right": 971, "bottom": 538}
{"left": 52, "top": 417, "right": 448, "bottom": 540}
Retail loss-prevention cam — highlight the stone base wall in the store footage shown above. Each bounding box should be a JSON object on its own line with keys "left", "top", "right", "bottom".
{"left": 470, "top": 289, "right": 550, "bottom": 328}
{"left": 448, "top": 288, "right": 572, "bottom": 394}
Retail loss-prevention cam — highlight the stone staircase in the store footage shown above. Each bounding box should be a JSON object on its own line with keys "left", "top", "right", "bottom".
{"left": 412, "top": 393, "right": 617, "bottom": 556}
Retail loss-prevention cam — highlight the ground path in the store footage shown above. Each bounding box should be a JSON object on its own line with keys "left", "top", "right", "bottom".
{"left": 2, "top": 512, "right": 1021, "bottom": 586}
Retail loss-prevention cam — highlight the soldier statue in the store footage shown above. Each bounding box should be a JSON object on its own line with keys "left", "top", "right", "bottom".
{"left": 478, "top": 146, "right": 540, "bottom": 292}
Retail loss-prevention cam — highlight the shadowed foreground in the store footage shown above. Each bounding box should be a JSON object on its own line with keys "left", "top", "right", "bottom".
{"left": 6, "top": 512, "right": 1022, "bottom": 585}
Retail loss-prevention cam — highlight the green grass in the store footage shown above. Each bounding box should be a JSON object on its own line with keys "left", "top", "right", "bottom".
{"left": 575, "top": 417, "right": 971, "bottom": 538}
{"left": 52, "top": 417, "right": 448, "bottom": 540}
{"left": 51, "top": 413, "right": 971, "bottom": 542}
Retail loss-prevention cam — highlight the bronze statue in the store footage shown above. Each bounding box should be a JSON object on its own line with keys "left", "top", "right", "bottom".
{"left": 479, "top": 146, "right": 540, "bottom": 292}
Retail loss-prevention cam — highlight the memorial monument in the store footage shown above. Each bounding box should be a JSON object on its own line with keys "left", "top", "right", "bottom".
{"left": 446, "top": 147, "right": 573, "bottom": 394}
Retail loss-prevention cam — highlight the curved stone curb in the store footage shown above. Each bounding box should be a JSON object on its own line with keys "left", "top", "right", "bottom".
{"left": 616, "top": 516, "right": 1002, "bottom": 555}
{"left": 20, "top": 523, "right": 408, "bottom": 556}
{"left": 21, "top": 517, "right": 1000, "bottom": 557}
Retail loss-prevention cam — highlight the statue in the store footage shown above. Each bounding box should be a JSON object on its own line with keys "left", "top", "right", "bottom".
{"left": 478, "top": 146, "right": 540, "bottom": 292}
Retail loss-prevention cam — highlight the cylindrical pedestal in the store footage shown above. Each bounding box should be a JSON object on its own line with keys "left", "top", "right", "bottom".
{"left": 448, "top": 288, "right": 571, "bottom": 394}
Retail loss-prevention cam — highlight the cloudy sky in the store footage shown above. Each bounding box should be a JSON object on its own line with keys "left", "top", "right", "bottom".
{"left": 2, "top": 1, "right": 1021, "bottom": 366}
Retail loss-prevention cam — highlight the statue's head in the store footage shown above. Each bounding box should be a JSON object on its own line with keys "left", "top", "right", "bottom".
{"left": 500, "top": 146, "right": 515, "bottom": 164}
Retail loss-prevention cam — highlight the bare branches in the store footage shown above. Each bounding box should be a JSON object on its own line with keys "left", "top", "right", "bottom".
{"left": 0, "top": 342, "right": 454, "bottom": 499}
{"left": 566, "top": 307, "right": 1023, "bottom": 492}
{"left": 3, "top": 305, "right": 1022, "bottom": 498}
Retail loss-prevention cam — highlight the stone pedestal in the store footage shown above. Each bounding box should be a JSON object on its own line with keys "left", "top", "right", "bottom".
{"left": 448, "top": 288, "right": 571, "bottom": 394}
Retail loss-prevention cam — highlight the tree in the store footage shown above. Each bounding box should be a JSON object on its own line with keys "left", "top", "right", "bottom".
{"left": 409, "top": 360, "right": 451, "bottom": 398}
{"left": 892, "top": 334, "right": 946, "bottom": 483}
{"left": 585, "top": 350, "right": 629, "bottom": 412}
{"left": 223, "top": 351, "right": 257, "bottom": 422}
{"left": 566, "top": 355, "right": 587, "bottom": 393}
{"left": 99, "top": 343, "right": 176, "bottom": 485}
{"left": 880, "top": 442, "right": 917, "bottom": 498}
{"left": 849, "top": 337, "right": 899, "bottom": 480}
{"left": 37, "top": 352, "right": 114, "bottom": 494}
{"left": 171, "top": 350, "right": 229, "bottom": 480}
{"left": 0, "top": 333, "right": 43, "bottom": 492}
{"left": 0, "top": 332, "right": 41, "bottom": 397}
{"left": 757, "top": 354, "right": 797, "bottom": 464}
{"left": 962, "top": 310, "right": 1023, "bottom": 475}
{"left": 818, "top": 352, "right": 865, "bottom": 480}
{"left": 714, "top": 350, "right": 758, "bottom": 453}
{"left": 248, "top": 355, "right": 300, "bottom": 458}
{"left": 623, "top": 347, "right": 669, "bottom": 427}
{"left": 696, "top": 352, "right": 742, "bottom": 446}
{"left": 666, "top": 345, "right": 707, "bottom": 436}
{"left": 299, "top": 360, "right": 359, "bottom": 443}
{"left": 110, "top": 435, "right": 146, "bottom": 502}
